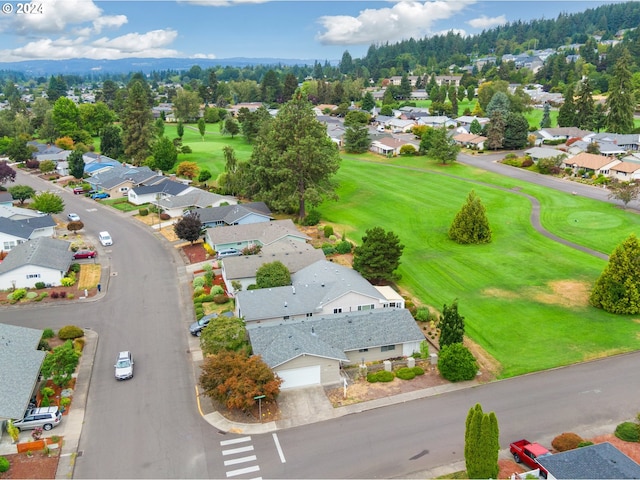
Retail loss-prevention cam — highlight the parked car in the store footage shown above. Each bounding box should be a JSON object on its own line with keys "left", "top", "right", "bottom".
{"left": 12, "top": 406, "right": 62, "bottom": 431}
{"left": 73, "top": 186, "right": 86, "bottom": 195}
{"left": 510, "top": 439, "right": 551, "bottom": 478}
{"left": 91, "top": 192, "right": 110, "bottom": 199}
{"left": 98, "top": 231, "right": 113, "bottom": 246}
{"left": 67, "top": 213, "right": 81, "bottom": 222}
{"left": 73, "top": 249, "right": 97, "bottom": 259}
{"left": 114, "top": 351, "right": 134, "bottom": 380}
{"left": 189, "top": 311, "right": 233, "bottom": 336}
{"left": 216, "top": 248, "right": 241, "bottom": 259}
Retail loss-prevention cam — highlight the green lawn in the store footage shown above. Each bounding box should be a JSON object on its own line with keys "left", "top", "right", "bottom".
{"left": 319, "top": 156, "right": 640, "bottom": 377}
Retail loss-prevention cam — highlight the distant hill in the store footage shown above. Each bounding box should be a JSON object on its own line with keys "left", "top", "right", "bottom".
{"left": 0, "top": 57, "right": 325, "bottom": 76}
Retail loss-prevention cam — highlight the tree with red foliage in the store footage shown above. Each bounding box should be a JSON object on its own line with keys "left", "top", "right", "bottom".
{"left": 0, "top": 161, "right": 16, "bottom": 185}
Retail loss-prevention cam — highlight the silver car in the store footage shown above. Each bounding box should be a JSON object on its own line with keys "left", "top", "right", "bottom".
{"left": 114, "top": 351, "right": 134, "bottom": 380}
{"left": 13, "top": 406, "right": 62, "bottom": 431}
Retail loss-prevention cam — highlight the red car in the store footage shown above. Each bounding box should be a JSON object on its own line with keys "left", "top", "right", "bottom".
{"left": 73, "top": 249, "right": 97, "bottom": 259}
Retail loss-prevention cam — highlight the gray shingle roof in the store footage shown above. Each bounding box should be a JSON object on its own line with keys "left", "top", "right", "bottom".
{"left": 223, "top": 243, "right": 325, "bottom": 280}
{"left": 131, "top": 178, "right": 190, "bottom": 196}
{"left": 248, "top": 308, "right": 423, "bottom": 368}
{"left": 0, "top": 237, "right": 73, "bottom": 274}
{"left": 157, "top": 190, "right": 231, "bottom": 209}
{"left": 537, "top": 442, "right": 640, "bottom": 479}
{"left": 0, "top": 323, "right": 46, "bottom": 420}
{"left": 0, "top": 215, "right": 56, "bottom": 239}
{"left": 193, "top": 202, "right": 272, "bottom": 226}
{"left": 207, "top": 219, "right": 309, "bottom": 248}
{"left": 236, "top": 260, "right": 386, "bottom": 322}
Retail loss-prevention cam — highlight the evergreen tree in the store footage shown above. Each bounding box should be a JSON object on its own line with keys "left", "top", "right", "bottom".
{"left": 449, "top": 190, "right": 492, "bottom": 244}
{"left": 100, "top": 125, "right": 124, "bottom": 160}
{"left": 469, "top": 119, "right": 482, "bottom": 135}
{"left": 485, "top": 91, "right": 510, "bottom": 117}
{"left": 361, "top": 91, "right": 375, "bottom": 112}
{"left": 67, "top": 149, "right": 85, "bottom": 179}
{"left": 198, "top": 117, "right": 206, "bottom": 141}
{"left": 503, "top": 112, "right": 529, "bottom": 150}
{"left": 449, "top": 85, "right": 459, "bottom": 117}
{"left": 590, "top": 234, "right": 640, "bottom": 314}
{"left": 465, "top": 404, "right": 500, "bottom": 480}
{"left": 438, "top": 300, "right": 465, "bottom": 348}
{"left": 399, "top": 74, "right": 412, "bottom": 99}
{"left": 430, "top": 126, "right": 460, "bottom": 164}
{"left": 486, "top": 111, "right": 505, "bottom": 150}
{"left": 605, "top": 48, "right": 635, "bottom": 134}
{"left": 344, "top": 125, "right": 372, "bottom": 153}
{"left": 557, "top": 83, "right": 577, "bottom": 127}
{"left": 352, "top": 227, "right": 405, "bottom": 284}
{"left": 152, "top": 136, "right": 178, "bottom": 172}
{"left": 282, "top": 73, "right": 299, "bottom": 102}
{"left": 122, "top": 80, "right": 153, "bottom": 165}
{"left": 540, "top": 102, "right": 552, "bottom": 128}
{"left": 466, "top": 86, "right": 475, "bottom": 101}
{"left": 575, "top": 78, "right": 595, "bottom": 130}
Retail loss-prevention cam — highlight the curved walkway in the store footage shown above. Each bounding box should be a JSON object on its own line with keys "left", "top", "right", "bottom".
{"left": 353, "top": 155, "right": 609, "bottom": 261}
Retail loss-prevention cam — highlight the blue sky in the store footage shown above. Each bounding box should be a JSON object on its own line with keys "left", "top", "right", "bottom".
{"left": 0, "top": 0, "right": 617, "bottom": 63}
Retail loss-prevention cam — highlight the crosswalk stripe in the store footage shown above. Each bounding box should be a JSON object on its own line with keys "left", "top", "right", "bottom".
{"left": 226, "top": 465, "right": 260, "bottom": 477}
{"left": 220, "top": 436, "right": 252, "bottom": 446}
{"left": 224, "top": 455, "right": 257, "bottom": 466}
{"left": 222, "top": 445, "right": 254, "bottom": 456}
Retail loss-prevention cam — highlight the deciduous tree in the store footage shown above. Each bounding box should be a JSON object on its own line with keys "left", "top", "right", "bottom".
{"left": 590, "top": 234, "right": 640, "bottom": 314}
{"left": 31, "top": 191, "right": 64, "bottom": 214}
{"left": 67, "top": 149, "right": 85, "bottom": 179}
{"left": 0, "top": 161, "right": 17, "bottom": 185}
{"left": 352, "top": 227, "right": 404, "bottom": 284}
{"left": 152, "top": 136, "right": 178, "bottom": 172}
{"left": 40, "top": 340, "right": 80, "bottom": 388}
{"left": 439, "top": 300, "right": 465, "bottom": 348}
{"left": 429, "top": 126, "right": 460, "bottom": 164}
{"left": 449, "top": 190, "right": 492, "bottom": 244}
{"left": 173, "top": 212, "right": 202, "bottom": 244}
{"left": 173, "top": 89, "right": 202, "bottom": 123}
{"left": 344, "top": 125, "right": 371, "bottom": 153}
{"left": 608, "top": 181, "right": 640, "bottom": 207}
{"left": 7, "top": 185, "right": 35, "bottom": 205}
{"left": 100, "top": 125, "right": 124, "bottom": 160}
{"left": 437, "top": 343, "right": 477, "bottom": 382}
{"left": 256, "top": 261, "right": 291, "bottom": 288}
{"left": 176, "top": 161, "right": 200, "bottom": 180}
{"left": 200, "top": 315, "right": 249, "bottom": 356}
{"left": 6, "top": 136, "right": 33, "bottom": 164}
{"left": 199, "top": 350, "right": 282, "bottom": 412}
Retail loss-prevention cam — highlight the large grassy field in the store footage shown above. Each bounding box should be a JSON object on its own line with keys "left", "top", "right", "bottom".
{"left": 318, "top": 155, "right": 640, "bottom": 377}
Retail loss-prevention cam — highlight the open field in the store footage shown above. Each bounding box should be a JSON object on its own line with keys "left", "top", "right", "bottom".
{"left": 319, "top": 156, "right": 640, "bottom": 377}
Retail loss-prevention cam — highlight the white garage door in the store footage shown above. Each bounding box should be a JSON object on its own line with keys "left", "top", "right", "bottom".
{"left": 277, "top": 365, "right": 321, "bottom": 389}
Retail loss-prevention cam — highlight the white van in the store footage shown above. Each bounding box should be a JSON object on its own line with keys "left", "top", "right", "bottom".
{"left": 99, "top": 231, "right": 113, "bottom": 246}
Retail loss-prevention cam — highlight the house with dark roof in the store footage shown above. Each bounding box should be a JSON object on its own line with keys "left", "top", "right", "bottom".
{"left": 0, "top": 215, "right": 56, "bottom": 252}
{"left": 0, "top": 237, "right": 73, "bottom": 289}
{"left": 192, "top": 202, "right": 272, "bottom": 229}
{"left": 248, "top": 308, "right": 425, "bottom": 389}
{"left": 204, "top": 219, "right": 309, "bottom": 253}
{"left": 536, "top": 442, "right": 640, "bottom": 479}
{"left": 155, "top": 189, "right": 237, "bottom": 218}
{"left": 0, "top": 323, "right": 46, "bottom": 421}
{"left": 0, "top": 192, "right": 12, "bottom": 208}
{"left": 235, "top": 259, "right": 405, "bottom": 325}
{"left": 88, "top": 164, "right": 159, "bottom": 198}
{"left": 127, "top": 178, "right": 193, "bottom": 206}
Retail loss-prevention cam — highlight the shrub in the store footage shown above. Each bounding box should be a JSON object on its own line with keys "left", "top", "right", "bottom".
{"left": 181, "top": 145, "right": 192, "bottom": 154}
{"left": 213, "top": 294, "right": 230, "bottom": 304}
{"left": 242, "top": 244, "right": 262, "bottom": 256}
{"left": 51, "top": 291, "right": 60, "bottom": 299}
{"left": 415, "top": 307, "right": 430, "bottom": 322}
{"left": 193, "top": 286, "right": 205, "bottom": 297}
{"left": 195, "top": 307, "right": 204, "bottom": 316}
{"left": 437, "top": 343, "right": 478, "bottom": 382}
{"left": 578, "top": 441, "right": 594, "bottom": 448}
{"left": 521, "top": 157, "right": 534, "bottom": 167}
{"left": 73, "top": 338, "right": 85, "bottom": 353}
{"left": 210, "top": 285, "right": 224, "bottom": 296}
{"left": 302, "top": 209, "right": 321, "bottom": 226}
{"left": 67, "top": 293, "right": 74, "bottom": 299}
{"left": 396, "top": 367, "right": 416, "bottom": 380}
{"left": 203, "top": 243, "right": 214, "bottom": 255}
{"left": 35, "top": 281, "right": 46, "bottom": 289}
{"left": 58, "top": 325, "right": 84, "bottom": 340}
{"left": 42, "top": 328, "right": 55, "bottom": 339}
{"left": 323, "top": 225, "right": 334, "bottom": 238}
{"left": 70, "top": 263, "right": 81, "bottom": 273}
{"left": 374, "top": 370, "right": 395, "bottom": 382}
{"left": 60, "top": 397, "right": 71, "bottom": 408}
{"left": 412, "top": 366, "right": 425, "bottom": 376}
{"left": 335, "top": 240, "right": 353, "bottom": 254}
{"left": 9, "top": 288, "right": 27, "bottom": 301}
{"left": 38, "top": 339, "right": 51, "bottom": 351}
{"left": 504, "top": 153, "right": 517, "bottom": 160}
{"left": 192, "top": 277, "right": 205, "bottom": 288}
{"left": 366, "top": 372, "right": 378, "bottom": 383}
{"left": 36, "top": 292, "right": 48, "bottom": 301}
{"left": 615, "top": 422, "right": 640, "bottom": 442}
{"left": 26, "top": 291, "right": 37, "bottom": 299}
{"left": 59, "top": 291, "right": 67, "bottom": 298}
{"left": 0, "top": 456, "right": 9, "bottom": 473}
{"left": 61, "top": 277, "right": 75, "bottom": 287}
{"left": 139, "top": 208, "right": 149, "bottom": 216}
{"left": 552, "top": 432, "right": 584, "bottom": 452}
{"left": 321, "top": 243, "right": 336, "bottom": 255}
{"left": 159, "top": 212, "right": 170, "bottom": 220}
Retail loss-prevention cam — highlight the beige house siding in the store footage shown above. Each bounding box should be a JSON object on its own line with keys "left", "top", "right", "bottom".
{"left": 105, "top": 180, "right": 133, "bottom": 198}
{"left": 345, "top": 343, "right": 402, "bottom": 363}
{"left": 275, "top": 354, "right": 342, "bottom": 385}
{"left": 321, "top": 291, "right": 387, "bottom": 315}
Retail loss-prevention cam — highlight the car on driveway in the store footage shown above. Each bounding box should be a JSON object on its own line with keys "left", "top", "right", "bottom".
{"left": 189, "top": 311, "right": 234, "bottom": 336}
{"left": 67, "top": 213, "right": 81, "bottom": 222}
{"left": 114, "top": 351, "right": 134, "bottom": 380}
{"left": 73, "top": 249, "right": 97, "bottom": 259}
{"left": 73, "top": 186, "right": 87, "bottom": 195}
{"left": 91, "top": 192, "right": 110, "bottom": 199}
{"left": 12, "top": 406, "right": 62, "bottom": 431}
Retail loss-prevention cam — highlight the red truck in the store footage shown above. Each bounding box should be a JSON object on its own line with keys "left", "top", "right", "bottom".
{"left": 509, "top": 439, "right": 552, "bottom": 478}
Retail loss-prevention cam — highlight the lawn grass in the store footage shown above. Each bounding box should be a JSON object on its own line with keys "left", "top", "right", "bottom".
{"left": 103, "top": 197, "right": 143, "bottom": 212}
{"left": 319, "top": 155, "right": 640, "bottom": 377}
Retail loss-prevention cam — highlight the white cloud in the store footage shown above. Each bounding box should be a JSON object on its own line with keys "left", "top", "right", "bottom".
{"left": 10, "top": 0, "right": 103, "bottom": 34}
{"left": 92, "top": 15, "right": 128, "bottom": 34}
{"left": 316, "top": 0, "right": 475, "bottom": 45}
{"left": 178, "top": 0, "right": 268, "bottom": 6}
{"left": 92, "top": 29, "right": 179, "bottom": 53}
{"left": 467, "top": 14, "right": 507, "bottom": 29}
{"left": 192, "top": 53, "right": 218, "bottom": 59}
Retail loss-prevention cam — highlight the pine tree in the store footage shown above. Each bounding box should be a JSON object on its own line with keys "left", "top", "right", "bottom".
{"left": 557, "top": 83, "right": 576, "bottom": 127}
{"left": 590, "top": 234, "right": 640, "bottom": 314}
{"left": 540, "top": 102, "right": 551, "bottom": 128}
{"left": 449, "top": 190, "right": 492, "bottom": 244}
{"left": 121, "top": 80, "right": 153, "bottom": 166}
{"left": 605, "top": 48, "right": 635, "bottom": 134}
{"left": 486, "top": 111, "right": 505, "bottom": 150}
{"left": 439, "top": 300, "right": 465, "bottom": 348}
{"left": 575, "top": 78, "right": 595, "bottom": 130}
{"left": 352, "top": 227, "right": 404, "bottom": 284}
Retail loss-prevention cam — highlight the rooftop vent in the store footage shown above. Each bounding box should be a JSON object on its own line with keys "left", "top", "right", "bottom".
{"left": 284, "top": 302, "right": 288, "bottom": 307}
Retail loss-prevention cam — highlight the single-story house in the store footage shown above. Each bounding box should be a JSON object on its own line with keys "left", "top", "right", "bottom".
{"left": 452, "top": 133, "right": 487, "bottom": 150}
{"left": 0, "top": 192, "right": 13, "bottom": 208}
{"left": 456, "top": 115, "right": 490, "bottom": 127}
{"left": 88, "top": 164, "right": 160, "bottom": 197}
{"left": 536, "top": 127, "right": 591, "bottom": 146}
{"left": 0, "top": 215, "right": 56, "bottom": 252}
{"left": 524, "top": 147, "right": 566, "bottom": 162}
{"left": 562, "top": 152, "right": 621, "bottom": 176}
{"left": 569, "top": 140, "right": 628, "bottom": 157}
{"left": 609, "top": 161, "right": 640, "bottom": 181}
{"left": 248, "top": 308, "right": 425, "bottom": 389}
{"left": 235, "top": 259, "right": 405, "bottom": 325}
{"left": 155, "top": 189, "right": 237, "bottom": 218}
{"left": 587, "top": 133, "right": 640, "bottom": 152}
{"left": 536, "top": 442, "right": 640, "bottom": 479}
{"left": 416, "top": 116, "right": 456, "bottom": 128}
{"left": 128, "top": 178, "right": 193, "bottom": 206}
{"left": 0, "top": 324, "right": 46, "bottom": 421}
{"left": 370, "top": 137, "right": 414, "bottom": 156}
{"left": 192, "top": 202, "right": 272, "bottom": 229}
{"left": 0, "top": 237, "right": 73, "bottom": 289}
{"left": 0, "top": 205, "right": 49, "bottom": 221}
{"left": 204, "top": 219, "right": 309, "bottom": 253}
{"left": 221, "top": 240, "right": 325, "bottom": 294}
{"left": 385, "top": 118, "right": 417, "bottom": 133}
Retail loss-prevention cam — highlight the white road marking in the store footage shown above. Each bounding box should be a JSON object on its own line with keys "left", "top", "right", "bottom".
{"left": 221, "top": 436, "right": 252, "bottom": 446}
{"left": 222, "top": 445, "right": 254, "bottom": 456}
{"left": 226, "top": 465, "right": 260, "bottom": 477}
{"left": 224, "top": 455, "right": 257, "bottom": 466}
{"left": 272, "top": 433, "right": 286, "bottom": 463}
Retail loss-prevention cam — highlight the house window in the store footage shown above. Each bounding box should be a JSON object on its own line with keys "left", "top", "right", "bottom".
{"left": 389, "top": 302, "right": 397, "bottom": 308}
{"left": 119, "top": 187, "right": 129, "bottom": 192}
{"left": 358, "top": 348, "right": 369, "bottom": 352}
{"left": 26, "top": 274, "right": 41, "bottom": 279}
{"left": 358, "top": 304, "right": 375, "bottom": 311}
{"left": 333, "top": 308, "right": 342, "bottom": 314}
{"left": 381, "top": 345, "right": 396, "bottom": 352}
{"left": 3, "top": 241, "right": 16, "bottom": 250}
{"left": 283, "top": 316, "right": 290, "bottom": 320}
{"left": 306, "top": 313, "right": 313, "bottom": 318}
